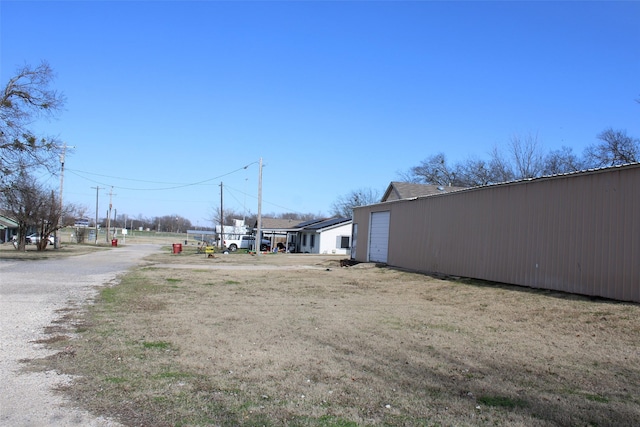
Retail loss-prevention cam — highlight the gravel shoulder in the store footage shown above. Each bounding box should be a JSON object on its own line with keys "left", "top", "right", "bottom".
{"left": 0, "top": 244, "right": 160, "bottom": 427}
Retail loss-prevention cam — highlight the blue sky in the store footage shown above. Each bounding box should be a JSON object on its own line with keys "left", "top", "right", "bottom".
{"left": 1, "top": 1, "right": 638, "bottom": 226}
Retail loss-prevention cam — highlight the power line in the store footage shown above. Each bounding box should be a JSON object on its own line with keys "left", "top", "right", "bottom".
{"left": 71, "top": 160, "right": 307, "bottom": 217}
{"left": 66, "top": 162, "right": 258, "bottom": 191}
{"left": 68, "top": 169, "right": 186, "bottom": 185}
{"left": 223, "top": 183, "right": 311, "bottom": 216}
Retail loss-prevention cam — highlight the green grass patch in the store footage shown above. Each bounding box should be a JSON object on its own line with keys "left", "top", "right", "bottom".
{"left": 152, "top": 371, "right": 192, "bottom": 380}
{"left": 166, "top": 278, "right": 182, "bottom": 283}
{"left": 287, "top": 415, "right": 359, "bottom": 427}
{"left": 100, "top": 287, "right": 118, "bottom": 303}
{"left": 200, "top": 280, "right": 240, "bottom": 286}
{"left": 104, "top": 377, "right": 127, "bottom": 384}
{"left": 142, "top": 341, "right": 171, "bottom": 350}
{"left": 562, "top": 387, "right": 610, "bottom": 404}
{"left": 477, "top": 395, "right": 527, "bottom": 408}
{"left": 585, "top": 394, "right": 609, "bottom": 403}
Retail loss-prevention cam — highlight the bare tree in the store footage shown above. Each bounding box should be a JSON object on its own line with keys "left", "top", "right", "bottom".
{"left": 453, "top": 158, "right": 505, "bottom": 187}
{"left": 507, "top": 133, "right": 545, "bottom": 179}
{"left": 483, "top": 134, "right": 545, "bottom": 182}
{"left": 35, "top": 190, "right": 61, "bottom": 250}
{"left": 404, "top": 150, "right": 515, "bottom": 188}
{"left": 209, "top": 207, "right": 247, "bottom": 228}
{"left": 155, "top": 214, "right": 192, "bottom": 233}
{"left": 132, "top": 214, "right": 152, "bottom": 230}
{"left": 271, "top": 212, "right": 317, "bottom": 221}
{"left": 542, "top": 146, "right": 583, "bottom": 175}
{"left": 61, "top": 203, "right": 90, "bottom": 227}
{"left": 583, "top": 128, "right": 639, "bottom": 168}
{"left": 1, "top": 62, "right": 65, "bottom": 183}
{"left": 405, "top": 127, "right": 639, "bottom": 191}
{"left": 486, "top": 146, "right": 516, "bottom": 183}
{"left": 330, "top": 188, "right": 380, "bottom": 218}
{"left": 395, "top": 168, "right": 421, "bottom": 183}
{"left": 407, "top": 153, "right": 457, "bottom": 186}
{"left": 0, "top": 170, "right": 62, "bottom": 250}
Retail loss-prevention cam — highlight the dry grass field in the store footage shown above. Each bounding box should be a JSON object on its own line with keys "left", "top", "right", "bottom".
{"left": 30, "top": 248, "right": 640, "bottom": 426}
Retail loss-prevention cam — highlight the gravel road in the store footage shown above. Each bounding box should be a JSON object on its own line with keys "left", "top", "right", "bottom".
{"left": 0, "top": 244, "right": 159, "bottom": 427}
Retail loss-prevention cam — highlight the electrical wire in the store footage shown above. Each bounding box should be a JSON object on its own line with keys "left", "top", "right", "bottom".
{"left": 68, "top": 161, "right": 308, "bottom": 216}
{"left": 223, "top": 183, "right": 307, "bottom": 215}
{"left": 66, "top": 161, "right": 259, "bottom": 191}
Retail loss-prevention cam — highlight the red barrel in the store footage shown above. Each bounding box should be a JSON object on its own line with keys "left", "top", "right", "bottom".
{"left": 111, "top": 239, "right": 118, "bottom": 247}
{"left": 172, "top": 243, "right": 182, "bottom": 254}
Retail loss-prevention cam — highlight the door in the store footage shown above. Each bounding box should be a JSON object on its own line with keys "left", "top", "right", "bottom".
{"left": 369, "top": 211, "right": 390, "bottom": 263}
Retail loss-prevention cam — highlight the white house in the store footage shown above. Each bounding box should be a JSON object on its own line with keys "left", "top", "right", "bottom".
{"left": 297, "top": 217, "right": 352, "bottom": 255}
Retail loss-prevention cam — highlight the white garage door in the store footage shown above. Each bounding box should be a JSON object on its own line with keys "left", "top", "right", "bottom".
{"left": 369, "top": 211, "right": 390, "bottom": 263}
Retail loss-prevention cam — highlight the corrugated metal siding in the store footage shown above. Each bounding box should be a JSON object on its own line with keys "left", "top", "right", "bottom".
{"left": 353, "top": 164, "right": 640, "bottom": 302}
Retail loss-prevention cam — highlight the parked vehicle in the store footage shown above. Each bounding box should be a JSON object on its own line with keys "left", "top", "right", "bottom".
{"left": 223, "top": 235, "right": 271, "bottom": 252}
{"left": 26, "top": 233, "right": 55, "bottom": 245}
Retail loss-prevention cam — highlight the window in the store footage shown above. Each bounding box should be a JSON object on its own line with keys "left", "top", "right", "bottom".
{"left": 340, "top": 236, "right": 350, "bottom": 249}
{"left": 302, "top": 234, "right": 307, "bottom": 246}
{"left": 310, "top": 234, "right": 315, "bottom": 248}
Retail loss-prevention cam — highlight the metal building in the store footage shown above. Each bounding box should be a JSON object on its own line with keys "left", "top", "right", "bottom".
{"left": 352, "top": 163, "right": 640, "bottom": 302}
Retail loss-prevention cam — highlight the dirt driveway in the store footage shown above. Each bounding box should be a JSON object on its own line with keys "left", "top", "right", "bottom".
{"left": 0, "top": 244, "right": 159, "bottom": 427}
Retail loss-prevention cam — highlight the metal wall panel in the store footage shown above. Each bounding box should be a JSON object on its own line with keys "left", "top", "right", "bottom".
{"left": 352, "top": 164, "right": 640, "bottom": 302}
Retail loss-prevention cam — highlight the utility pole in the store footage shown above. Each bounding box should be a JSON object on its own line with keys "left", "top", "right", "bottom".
{"left": 56, "top": 143, "right": 74, "bottom": 248}
{"left": 219, "top": 182, "right": 224, "bottom": 248}
{"left": 256, "top": 157, "right": 263, "bottom": 255}
{"left": 106, "top": 187, "right": 115, "bottom": 242}
{"left": 91, "top": 186, "right": 100, "bottom": 244}
{"left": 243, "top": 177, "right": 248, "bottom": 223}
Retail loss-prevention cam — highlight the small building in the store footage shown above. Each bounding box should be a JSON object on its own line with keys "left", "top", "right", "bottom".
{"left": 256, "top": 217, "right": 352, "bottom": 254}
{"left": 216, "top": 219, "right": 250, "bottom": 241}
{"left": 0, "top": 214, "right": 19, "bottom": 243}
{"left": 297, "top": 217, "right": 352, "bottom": 255}
{"left": 352, "top": 163, "right": 640, "bottom": 302}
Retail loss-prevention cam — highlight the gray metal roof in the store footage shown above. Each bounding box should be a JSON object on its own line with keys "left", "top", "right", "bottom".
{"left": 302, "top": 217, "right": 351, "bottom": 231}
{"left": 255, "top": 217, "right": 352, "bottom": 232}
{"left": 257, "top": 218, "right": 306, "bottom": 230}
